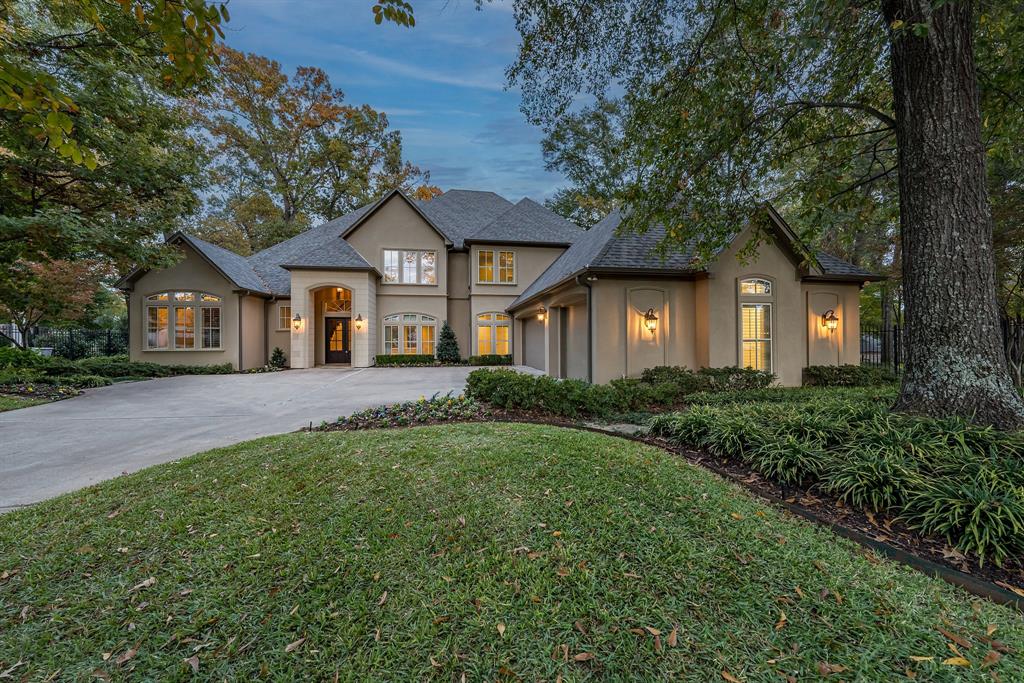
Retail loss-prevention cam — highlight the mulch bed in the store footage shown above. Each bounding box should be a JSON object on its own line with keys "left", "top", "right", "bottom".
{"left": 311, "top": 408, "right": 1024, "bottom": 609}
{"left": 0, "top": 384, "right": 80, "bottom": 401}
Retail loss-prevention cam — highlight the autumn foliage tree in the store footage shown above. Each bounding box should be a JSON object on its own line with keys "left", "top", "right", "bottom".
{"left": 194, "top": 47, "right": 433, "bottom": 254}
{"left": 0, "top": 259, "right": 103, "bottom": 349}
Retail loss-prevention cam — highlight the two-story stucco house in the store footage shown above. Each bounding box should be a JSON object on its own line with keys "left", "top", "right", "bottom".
{"left": 117, "top": 188, "right": 879, "bottom": 386}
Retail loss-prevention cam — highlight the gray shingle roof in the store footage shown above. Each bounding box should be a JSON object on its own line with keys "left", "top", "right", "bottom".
{"left": 415, "top": 189, "right": 513, "bottom": 249}
{"left": 468, "top": 198, "right": 583, "bottom": 245}
{"left": 180, "top": 233, "right": 272, "bottom": 294}
{"left": 246, "top": 204, "right": 374, "bottom": 295}
{"left": 511, "top": 208, "right": 879, "bottom": 308}
{"left": 280, "top": 236, "right": 374, "bottom": 271}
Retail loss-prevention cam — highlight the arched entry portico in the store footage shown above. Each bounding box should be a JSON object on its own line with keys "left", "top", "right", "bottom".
{"left": 288, "top": 270, "right": 376, "bottom": 368}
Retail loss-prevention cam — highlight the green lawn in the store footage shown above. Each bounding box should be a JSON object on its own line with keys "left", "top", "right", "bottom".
{"left": 1, "top": 424, "right": 1020, "bottom": 681}
{"left": 0, "top": 394, "right": 47, "bottom": 412}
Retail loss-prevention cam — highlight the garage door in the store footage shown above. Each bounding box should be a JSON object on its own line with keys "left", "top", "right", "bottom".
{"left": 522, "top": 318, "right": 545, "bottom": 371}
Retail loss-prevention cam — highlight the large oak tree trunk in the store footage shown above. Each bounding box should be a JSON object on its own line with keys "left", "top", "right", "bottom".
{"left": 882, "top": 0, "right": 1024, "bottom": 428}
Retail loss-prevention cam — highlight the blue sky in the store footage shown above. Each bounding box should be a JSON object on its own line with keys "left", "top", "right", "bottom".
{"left": 224, "top": 0, "right": 565, "bottom": 202}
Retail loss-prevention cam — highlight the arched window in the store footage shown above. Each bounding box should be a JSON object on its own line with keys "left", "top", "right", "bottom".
{"left": 738, "top": 279, "right": 773, "bottom": 372}
{"left": 383, "top": 314, "right": 437, "bottom": 355}
{"left": 145, "top": 291, "right": 222, "bottom": 350}
{"left": 476, "top": 312, "right": 510, "bottom": 356}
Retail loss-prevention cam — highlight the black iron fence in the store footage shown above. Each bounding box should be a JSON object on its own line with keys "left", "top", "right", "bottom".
{"left": 1, "top": 326, "right": 128, "bottom": 359}
{"left": 861, "top": 318, "right": 1024, "bottom": 387}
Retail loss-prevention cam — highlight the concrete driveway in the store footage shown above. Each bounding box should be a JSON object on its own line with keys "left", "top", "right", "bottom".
{"left": 0, "top": 366, "right": 477, "bottom": 511}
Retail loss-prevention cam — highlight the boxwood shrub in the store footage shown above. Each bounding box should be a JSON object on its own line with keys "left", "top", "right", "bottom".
{"left": 467, "top": 354, "right": 512, "bottom": 366}
{"left": 803, "top": 364, "right": 896, "bottom": 387}
{"left": 374, "top": 354, "right": 438, "bottom": 367}
{"left": 0, "top": 348, "right": 233, "bottom": 384}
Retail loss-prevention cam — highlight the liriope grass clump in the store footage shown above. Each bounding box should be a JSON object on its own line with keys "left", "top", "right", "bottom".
{"left": 648, "top": 395, "right": 1024, "bottom": 566}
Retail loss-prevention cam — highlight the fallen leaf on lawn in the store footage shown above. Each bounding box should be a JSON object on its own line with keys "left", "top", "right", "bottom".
{"left": 573, "top": 652, "right": 595, "bottom": 662}
{"left": 909, "top": 656, "right": 934, "bottom": 662}
{"left": 574, "top": 620, "right": 588, "bottom": 635}
{"left": 775, "top": 611, "right": 787, "bottom": 631}
{"left": 981, "top": 650, "right": 1002, "bottom": 668}
{"left": 432, "top": 615, "right": 450, "bottom": 625}
{"left": 937, "top": 627, "right": 971, "bottom": 649}
{"left": 730, "top": 513, "right": 744, "bottom": 521}
{"left": 128, "top": 577, "right": 155, "bottom": 593}
{"left": 76, "top": 545, "right": 95, "bottom": 554}
{"left": 183, "top": 655, "right": 199, "bottom": 673}
{"left": 496, "top": 623, "right": 506, "bottom": 637}
{"left": 285, "top": 637, "right": 305, "bottom": 653}
{"left": 551, "top": 644, "right": 568, "bottom": 661}
{"left": 721, "top": 671, "right": 742, "bottom": 683}
{"left": 987, "top": 624, "right": 997, "bottom": 636}
{"left": 377, "top": 591, "right": 388, "bottom": 606}
{"left": 942, "top": 657, "right": 970, "bottom": 666}
{"left": 667, "top": 627, "right": 678, "bottom": 647}
{"left": 91, "top": 669, "right": 110, "bottom": 681}
{"left": 644, "top": 626, "right": 661, "bottom": 636}
{"left": 107, "top": 508, "right": 122, "bottom": 519}
{"left": 995, "top": 581, "right": 1024, "bottom": 598}
{"left": 556, "top": 566, "right": 570, "bottom": 577}
{"left": 816, "top": 662, "right": 848, "bottom": 676}
{"left": 101, "top": 653, "right": 111, "bottom": 661}
{"left": 115, "top": 649, "right": 136, "bottom": 666}
{"left": 654, "top": 634, "right": 662, "bottom": 653}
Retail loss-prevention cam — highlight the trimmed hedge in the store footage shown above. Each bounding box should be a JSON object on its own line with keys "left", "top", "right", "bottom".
{"left": 648, "top": 397, "right": 1024, "bottom": 566}
{"left": 639, "top": 365, "right": 774, "bottom": 391}
{"left": 0, "top": 348, "right": 233, "bottom": 388}
{"left": 803, "top": 364, "right": 896, "bottom": 387}
{"left": 374, "top": 354, "right": 438, "bottom": 367}
{"left": 467, "top": 354, "right": 512, "bottom": 366}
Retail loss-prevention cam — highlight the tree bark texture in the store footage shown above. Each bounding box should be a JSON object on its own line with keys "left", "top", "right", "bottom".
{"left": 882, "top": 0, "right": 1024, "bottom": 428}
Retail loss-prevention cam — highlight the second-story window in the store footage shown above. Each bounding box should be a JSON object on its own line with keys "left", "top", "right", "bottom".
{"left": 383, "top": 249, "right": 437, "bottom": 285}
{"left": 478, "top": 250, "right": 515, "bottom": 284}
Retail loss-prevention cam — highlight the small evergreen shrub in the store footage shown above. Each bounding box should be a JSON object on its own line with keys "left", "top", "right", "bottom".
{"left": 640, "top": 365, "right": 774, "bottom": 392}
{"left": 374, "top": 354, "right": 438, "bottom": 366}
{"left": 436, "top": 322, "right": 461, "bottom": 364}
{"left": 467, "top": 354, "right": 512, "bottom": 366}
{"left": 270, "top": 347, "right": 287, "bottom": 369}
{"left": 803, "top": 364, "right": 896, "bottom": 387}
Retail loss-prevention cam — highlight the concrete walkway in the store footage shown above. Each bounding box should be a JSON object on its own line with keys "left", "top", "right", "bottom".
{"left": 0, "top": 366, "right": 479, "bottom": 511}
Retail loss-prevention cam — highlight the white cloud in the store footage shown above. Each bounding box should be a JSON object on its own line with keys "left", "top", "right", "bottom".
{"left": 331, "top": 45, "right": 508, "bottom": 92}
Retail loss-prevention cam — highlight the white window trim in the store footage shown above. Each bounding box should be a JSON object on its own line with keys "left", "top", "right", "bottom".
{"left": 277, "top": 304, "right": 292, "bottom": 331}
{"left": 143, "top": 291, "right": 223, "bottom": 351}
{"left": 738, "top": 276, "right": 775, "bottom": 373}
{"left": 475, "top": 312, "right": 511, "bottom": 355}
{"left": 382, "top": 248, "right": 438, "bottom": 286}
{"left": 476, "top": 249, "right": 516, "bottom": 285}
{"left": 382, "top": 313, "right": 438, "bottom": 355}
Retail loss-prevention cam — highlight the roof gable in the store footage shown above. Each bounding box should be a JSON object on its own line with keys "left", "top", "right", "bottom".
{"left": 117, "top": 232, "right": 272, "bottom": 294}
{"left": 467, "top": 198, "right": 583, "bottom": 246}
{"left": 340, "top": 189, "right": 452, "bottom": 246}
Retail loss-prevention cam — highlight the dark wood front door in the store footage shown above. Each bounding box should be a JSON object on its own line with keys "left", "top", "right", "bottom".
{"left": 325, "top": 317, "right": 351, "bottom": 364}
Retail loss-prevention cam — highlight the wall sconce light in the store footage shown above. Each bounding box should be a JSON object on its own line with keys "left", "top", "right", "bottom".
{"left": 821, "top": 309, "right": 839, "bottom": 333}
{"left": 644, "top": 308, "right": 659, "bottom": 334}
{"left": 354, "top": 313, "right": 364, "bottom": 331}
{"left": 292, "top": 313, "right": 303, "bottom": 331}
{"left": 537, "top": 307, "right": 547, "bottom": 322}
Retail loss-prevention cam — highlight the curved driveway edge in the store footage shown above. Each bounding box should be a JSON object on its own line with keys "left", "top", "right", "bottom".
{"left": 0, "top": 366, "right": 476, "bottom": 511}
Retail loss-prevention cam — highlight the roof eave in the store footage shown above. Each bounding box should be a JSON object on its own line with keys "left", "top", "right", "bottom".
{"left": 803, "top": 273, "right": 886, "bottom": 283}
{"left": 464, "top": 238, "right": 575, "bottom": 248}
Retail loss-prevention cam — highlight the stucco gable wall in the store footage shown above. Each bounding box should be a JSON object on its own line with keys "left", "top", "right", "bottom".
{"left": 127, "top": 243, "right": 241, "bottom": 369}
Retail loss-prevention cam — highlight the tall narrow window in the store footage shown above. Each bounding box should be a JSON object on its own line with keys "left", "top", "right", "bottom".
{"left": 476, "top": 312, "right": 511, "bottom": 355}
{"left": 402, "top": 251, "right": 418, "bottom": 283}
{"left": 741, "top": 304, "right": 772, "bottom": 371}
{"left": 278, "top": 305, "right": 292, "bottom": 331}
{"left": 478, "top": 250, "right": 494, "bottom": 283}
{"left": 383, "top": 250, "right": 399, "bottom": 283}
{"left": 202, "top": 308, "right": 221, "bottom": 349}
{"left": 421, "top": 324, "right": 436, "bottom": 355}
{"left": 174, "top": 306, "right": 195, "bottom": 349}
{"left": 498, "top": 251, "right": 515, "bottom": 283}
{"left": 384, "top": 323, "right": 399, "bottom": 354}
{"left": 147, "top": 306, "right": 168, "bottom": 349}
{"left": 421, "top": 251, "right": 436, "bottom": 285}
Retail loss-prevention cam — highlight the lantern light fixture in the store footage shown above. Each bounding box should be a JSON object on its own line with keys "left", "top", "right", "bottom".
{"left": 354, "top": 313, "right": 364, "bottom": 330}
{"left": 537, "top": 307, "right": 547, "bottom": 322}
{"left": 822, "top": 309, "right": 839, "bottom": 333}
{"left": 292, "top": 313, "right": 302, "bottom": 331}
{"left": 644, "top": 308, "right": 659, "bottom": 334}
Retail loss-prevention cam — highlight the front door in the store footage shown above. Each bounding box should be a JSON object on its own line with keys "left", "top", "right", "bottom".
{"left": 325, "top": 317, "right": 351, "bottom": 364}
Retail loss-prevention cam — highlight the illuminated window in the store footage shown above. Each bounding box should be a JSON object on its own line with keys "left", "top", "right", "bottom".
{"left": 382, "top": 313, "right": 437, "bottom": 355}
{"left": 478, "top": 250, "right": 515, "bottom": 284}
{"left": 741, "top": 304, "right": 772, "bottom": 372}
{"left": 278, "top": 305, "right": 291, "bottom": 331}
{"left": 476, "top": 312, "right": 511, "bottom": 355}
{"left": 383, "top": 249, "right": 437, "bottom": 284}
{"left": 740, "top": 278, "right": 772, "bottom": 295}
{"left": 144, "top": 291, "right": 221, "bottom": 350}
{"left": 478, "top": 250, "right": 494, "bottom": 283}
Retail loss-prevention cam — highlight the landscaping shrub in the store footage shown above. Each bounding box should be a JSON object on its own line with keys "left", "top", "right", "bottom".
{"left": 647, "top": 397, "right": 1024, "bottom": 565}
{"left": 270, "top": 347, "right": 287, "bottom": 369}
{"left": 640, "top": 365, "right": 775, "bottom": 392}
{"left": 327, "top": 393, "right": 483, "bottom": 430}
{"left": 0, "top": 348, "right": 234, "bottom": 380}
{"left": 436, "top": 321, "right": 461, "bottom": 364}
{"left": 52, "top": 333, "right": 92, "bottom": 360}
{"left": 466, "top": 354, "right": 512, "bottom": 366}
{"left": 374, "top": 354, "right": 438, "bottom": 366}
{"left": 803, "top": 364, "right": 896, "bottom": 387}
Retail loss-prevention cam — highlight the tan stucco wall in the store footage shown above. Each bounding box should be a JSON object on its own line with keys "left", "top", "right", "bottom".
{"left": 565, "top": 303, "right": 589, "bottom": 380}
{"left": 240, "top": 295, "right": 265, "bottom": 371}
{"left": 344, "top": 194, "right": 448, "bottom": 297}
{"left": 127, "top": 243, "right": 241, "bottom": 369}
{"left": 522, "top": 316, "right": 545, "bottom": 370}
{"left": 589, "top": 278, "right": 698, "bottom": 384}
{"left": 469, "top": 245, "right": 565, "bottom": 297}
{"left": 802, "top": 282, "right": 861, "bottom": 368}
{"left": 266, "top": 299, "right": 292, "bottom": 365}
{"left": 446, "top": 251, "right": 472, "bottom": 357}
{"left": 376, "top": 294, "right": 448, "bottom": 355}
{"left": 288, "top": 270, "right": 376, "bottom": 368}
